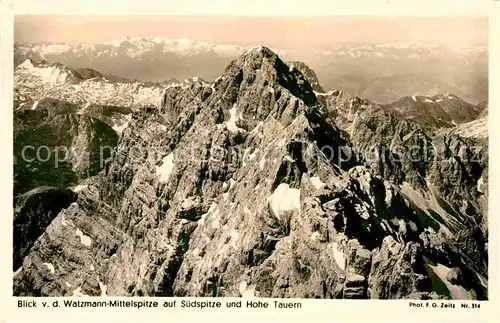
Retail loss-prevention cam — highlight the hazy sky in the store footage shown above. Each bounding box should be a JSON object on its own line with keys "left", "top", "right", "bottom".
{"left": 15, "top": 15, "right": 488, "bottom": 49}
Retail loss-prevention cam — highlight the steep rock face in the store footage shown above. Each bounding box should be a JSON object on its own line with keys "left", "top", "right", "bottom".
{"left": 310, "top": 88, "right": 433, "bottom": 189}
{"left": 288, "top": 61, "right": 325, "bottom": 93}
{"left": 14, "top": 47, "right": 487, "bottom": 300}
{"left": 316, "top": 89, "right": 488, "bottom": 298}
{"left": 13, "top": 185, "right": 128, "bottom": 297}
{"left": 369, "top": 236, "right": 433, "bottom": 299}
{"left": 13, "top": 186, "right": 77, "bottom": 271}
{"left": 316, "top": 89, "right": 487, "bottom": 218}
{"left": 293, "top": 61, "right": 488, "bottom": 298}
{"left": 315, "top": 89, "right": 372, "bottom": 136}
{"left": 14, "top": 103, "right": 118, "bottom": 196}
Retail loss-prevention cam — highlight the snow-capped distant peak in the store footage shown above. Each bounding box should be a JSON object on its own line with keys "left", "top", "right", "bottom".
{"left": 18, "top": 59, "right": 35, "bottom": 69}
{"left": 16, "top": 59, "right": 74, "bottom": 85}
{"left": 246, "top": 45, "right": 264, "bottom": 54}
{"left": 17, "top": 37, "right": 254, "bottom": 59}
{"left": 41, "top": 44, "right": 72, "bottom": 55}
{"left": 377, "top": 40, "right": 432, "bottom": 49}
{"left": 14, "top": 58, "right": 168, "bottom": 109}
{"left": 104, "top": 39, "right": 122, "bottom": 47}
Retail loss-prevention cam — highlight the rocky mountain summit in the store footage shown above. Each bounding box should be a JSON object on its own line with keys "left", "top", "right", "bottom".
{"left": 13, "top": 46, "right": 488, "bottom": 300}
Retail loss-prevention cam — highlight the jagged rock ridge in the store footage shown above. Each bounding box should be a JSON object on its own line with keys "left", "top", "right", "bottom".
{"left": 13, "top": 47, "right": 488, "bottom": 300}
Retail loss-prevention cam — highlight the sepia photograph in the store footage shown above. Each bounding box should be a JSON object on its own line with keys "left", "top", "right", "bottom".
{"left": 11, "top": 14, "right": 489, "bottom": 302}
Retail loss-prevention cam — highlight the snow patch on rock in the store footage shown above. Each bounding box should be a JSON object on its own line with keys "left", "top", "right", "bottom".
{"left": 41, "top": 44, "right": 72, "bottom": 55}
{"left": 156, "top": 153, "right": 174, "bottom": 183}
{"left": 199, "top": 202, "right": 219, "bottom": 227}
{"left": 72, "top": 287, "right": 88, "bottom": 297}
{"left": 246, "top": 45, "right": 264, "bottom": 54}
{"left": 332, "top": 242, "right": 346, "bottom": 271}
{"left": 267, "top": 183, "right": 301, "bottom": 220}
{"left": 192, "top": 247, "right": 202, "bottom": 257}
{"left": 249, "top": 149, "right": 259, "bottom": 161}
{"left": 310, "top": 176, "right": 326, "bottom": 190}
{"left": 475, "top": 272, "right": 488, "bottom": 290}
{"left": 259, "top": 157, "right": 266, "bottom": 170}
{"left": 226, "top": 106, "right": 243, "bottom": 132}
{"left": 383, "top": 182, "right": 394, "bottom": 206}
{"left": 477, "top": 176, "right": 485, "bottom": 193}
{"left": 61, "top": 215, "right": 69, "bottom": 226}
{"left": 112, "top": 117, "right": 132, "bottom": 134}
{"left": 239, "top": 281, "right": 257, "bottom": 298}
{"left": 427, "top": 262, "right": 473, "bottom": 299}
{"left": 32, "top": 65, "right": 70, "bottom": 84}
{"left": 99, "top": 281, "right": 108, "bottom": 296}
{"left": 310, "top": 231, "right": 323, "bottom": 242}
{"left": 409, "top": 221, "right": 418, "bottom": 232}
{"left": 72, "top": 184, "right": 88, "bottom": 193}
{"left": 13, "top": 266, "right": 23, "bottom": 278}
{"left": 42, "top": 262, "right": 55, "bottom": 274}
{"left": 75, "top": 228, "right": 92, "bottom": 247}
{"left": 239, "top": 281, "right": 248, "bottom": 295}
{"left": 230, "top": 229, "right": 240, "bottom": 247}
{"left": 19, "top": 59, "right": 35, "bottom": 69}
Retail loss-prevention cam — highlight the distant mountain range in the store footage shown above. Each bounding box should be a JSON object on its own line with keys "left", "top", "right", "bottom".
{"left": 15, "top": 38, "right": 488, "bottom": 104}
